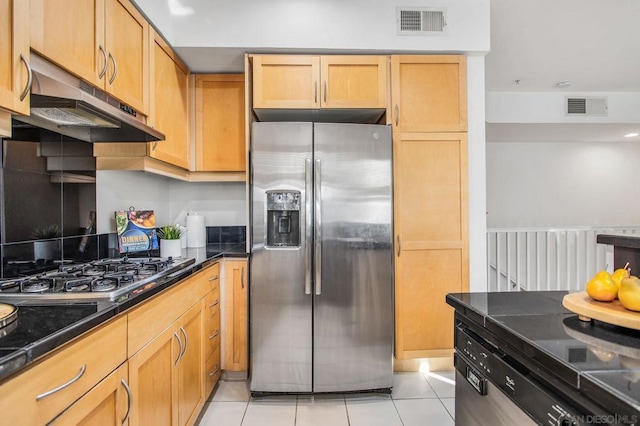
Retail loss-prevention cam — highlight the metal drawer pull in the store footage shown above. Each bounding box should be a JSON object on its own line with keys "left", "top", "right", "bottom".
{"left": 174, "top": 331, "right": 182, "bottom": 365}
{"left": 208, "top": 275, "right": 219, "bottom": 281}
{"left": 209, "top": 299, "right": 220, "bottom": 308}
{"left": 241, "top": 267, "right": 245, "bottom": 289}
{"left": 120, "top": 378, "right": 133, "bottom": 426}
{"left": 180, "top": 326, "right": 188, "bottom": 358}
{"left": 397, "top": 235, "right": 401, "bottom": 257}
{"left": 108, "top": 52, "right": 118, "bottom": 85}
{"left": 209, "top": 329, "right": 220, "bottom": 339}
{"left": 314, "top": 81, "right": 318, "bottom": 104}
{"left": 209, "top": 364, "right": 220, "bottom": 377}
{"left": 395, "top": 104, "right": 399, "bottom": 126}
{"left": 36, "top": 364, "right": 86, "bottom": 400}
{"left": 323, "top": 81, "right": 327, "bottom": 103}
{"left": 19, "top": 54, "right": 32, "bottom": 102}
{"left": 98, "top": 45, "right": 107, "bottom": 79}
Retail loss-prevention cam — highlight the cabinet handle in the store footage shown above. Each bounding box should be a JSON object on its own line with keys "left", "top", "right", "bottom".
{"left": 209, "top": 299, "right": 220, "bottom": 308}
{"left": 151, "top": 141, "right": 158, "bottom": 152}
{"left": 36, "top": 365, "right": 86, "bottom": 401}
{"left": 108, "top": 52, "right": 118, "bottom": 85}
{"left": 209, "top": 275, "right": 219, "bottom": 282}
{"left": 209, "top": 364, "right": 220, "bottom": 377}
{"left": 120, "top": 378, "right": 133, "bottom": 426}
{"left": 19, "top": 54, "right": 32, "bottom": 102}
{"left": 397, "top": 235, "right": 401, "bottom": 257}
{"left": 241, "top": 267, "right": 245, "bottom": 289}
{"left": 98, "top": 45, "right": 107, "bottom": 79}
{"left": 174, "top": 331, "right": 183, "bottom": 365}
{"left": 209, "top": 329, "right": 220, "bottom": 339}
{"left": 314, "top": 81, "right": 318, "bottom": 104}
{"left": 323, "top": 81, "right": 327, "bottom": 103}
{"left": 180, "top": 326, "right": 188, "bottom": 359}
{"left": 394, "top": 104, "right": 399, "bottom": 127}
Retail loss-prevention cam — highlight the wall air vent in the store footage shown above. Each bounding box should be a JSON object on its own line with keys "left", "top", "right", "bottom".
{"left": 566, "top": 97, "right": 608, "bottom": 116}
{"left": 397, "top": 7, "right": 447, "bottom": 35}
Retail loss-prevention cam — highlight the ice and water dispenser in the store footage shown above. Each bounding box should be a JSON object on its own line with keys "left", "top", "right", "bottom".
{"left": 266, "top": 191, "right": 301, "bottom": 247}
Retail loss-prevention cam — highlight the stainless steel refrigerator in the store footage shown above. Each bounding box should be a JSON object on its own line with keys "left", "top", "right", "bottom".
{"left": 250, "top": 122, "right": 393, "bottom": 394}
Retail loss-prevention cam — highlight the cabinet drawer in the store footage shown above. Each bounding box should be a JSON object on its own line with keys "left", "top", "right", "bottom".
{"left": 205, "top": 287, "right": 220, "bottom": 318}
{"left": 128, "top": 270, "right": 208, "bottom": 356}
{"left": 204, "top": 310, "right": 221, "bottom": 359}
{"left": 204, "top": 347, "right": 221, "bottom": 397}
{"left": 0, "top": 316, "right": 127, "bottom": 425}
{"left": 207, "top": 263, "right": 221, "bottom": 292}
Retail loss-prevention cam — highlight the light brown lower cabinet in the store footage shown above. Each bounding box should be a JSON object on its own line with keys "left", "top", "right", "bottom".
{"left": 51, "top": 362, "right": 131, "bottom": 425}
{"left": 223, "top": 259, "right": 248, "bottom": 373}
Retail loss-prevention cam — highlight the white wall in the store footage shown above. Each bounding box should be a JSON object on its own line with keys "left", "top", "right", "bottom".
{"left": 486, "top": 141, "right": 640, "bottom": 228}
{"left": 95, "top": 171, "right": 246, "bottom": 234}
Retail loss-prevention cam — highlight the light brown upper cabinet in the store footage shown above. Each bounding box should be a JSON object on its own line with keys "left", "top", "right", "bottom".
{"left": 195, "top": 74, "right": 246, "bottom": 172}
{"left": 253, "top": 55, "right": 387, "bottom": 109}
{"left": 30, "top": 0, "right": 149, "bottom": 114}
{"left": 393, "top": 132, "right": 469, "bottom": 359}
{"left": 0, "top": 0, "right": 30, "bottom": 116}
{"left": 148, "top": 30, "right": 190, "bottom": 169}
{"left": 391, "top": 55, "right": 467, "bottom": 132}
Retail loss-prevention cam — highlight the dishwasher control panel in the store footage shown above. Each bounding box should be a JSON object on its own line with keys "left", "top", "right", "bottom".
{"left": 455, "top": 323, "right": 586, "bottom": 426}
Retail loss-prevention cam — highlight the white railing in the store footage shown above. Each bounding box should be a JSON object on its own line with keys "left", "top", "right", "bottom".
{"left": 487, "top": 226, "right": 640, "bottom": 292}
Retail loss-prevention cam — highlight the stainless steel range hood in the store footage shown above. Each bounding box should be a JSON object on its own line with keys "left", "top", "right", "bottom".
{"left": 10, "top": 54, "right": 164, "bottom": 143}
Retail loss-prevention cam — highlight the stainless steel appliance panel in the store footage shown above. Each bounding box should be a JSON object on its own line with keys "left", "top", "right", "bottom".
{"left": 250, "top": 122, "right": 313, "bottom": 392}
{"left": 312, "top": 123, "right": 393, "bottom": 392}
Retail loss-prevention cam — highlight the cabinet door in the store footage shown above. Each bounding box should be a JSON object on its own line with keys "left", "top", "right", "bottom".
{"left": 391, "top": 55, "right": 467, "bottom": 132}
{"left": 52, "top": 363, "right": 130, "bottom": 426}
{"left": 393, "top": 132, "right": 468, "bottom": 358}
{"left": 177, "top": 302, "right": 204, "bottom": 426}
{"left": 253, "top": 55, "right": 320, "bottom": 109}
{"left": 320, "top": 56, "right": 387, "bottom": 109}
{"left": 223, "top": 259, "right": 248, "bottom": 372}
{"left": 104, "top": 0, "right": 149, "bottom": 113}
{"left": 149, "top": 31, "right": 189, "bottom": 169}
{"left": 0, "top": 0, "right": 30, "bottom": 115}
{"left": 195, "top": 74, "right": 246, "bottom": 172}
{"left": 128, "top": 325, "right": 179, "bottom": 426}
{"left": 30, "top": 0, "right": 105, "bottom": 87}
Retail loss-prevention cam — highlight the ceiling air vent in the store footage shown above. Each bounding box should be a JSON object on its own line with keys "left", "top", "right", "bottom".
{"left": 397, "top": 7, "right": 447, "bottom": 35}
{"left": 566, "top": 97, "right": 608, "bottom": 116}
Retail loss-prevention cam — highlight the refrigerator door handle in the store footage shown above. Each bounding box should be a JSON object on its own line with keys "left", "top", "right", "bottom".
{"left": 314, "top": 158, "right": 322, "bottom": 295}
{"left": 305, "top": 159, "right": 312, "bottom": 295}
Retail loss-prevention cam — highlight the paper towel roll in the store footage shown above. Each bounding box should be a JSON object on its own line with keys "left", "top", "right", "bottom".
{"left": 186, "top": 214, "right": 206, "bottom": 248}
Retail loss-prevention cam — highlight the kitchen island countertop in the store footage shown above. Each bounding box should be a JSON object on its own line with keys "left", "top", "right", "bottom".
{"left": 0, "top": 242, "right": 247, "bottom": 382}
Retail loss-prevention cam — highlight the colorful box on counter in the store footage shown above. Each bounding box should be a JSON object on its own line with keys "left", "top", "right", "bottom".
{"left": 115, "top": 210, "right": 159, "bottom": 253}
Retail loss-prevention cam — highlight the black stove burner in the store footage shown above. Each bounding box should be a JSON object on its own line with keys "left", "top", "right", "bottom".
{"left": 65, "top": 278, "right": 93, "bottom": 292}
{"left": 91, "top": 277, "right": 118, "bottom": 292}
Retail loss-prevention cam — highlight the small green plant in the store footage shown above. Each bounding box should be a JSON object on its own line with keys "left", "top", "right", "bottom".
{"left": 157, "top": 225, "right": 183, "bottom": 240}
{"left": 32, "top": 224, "right": 61, "bottom": 239}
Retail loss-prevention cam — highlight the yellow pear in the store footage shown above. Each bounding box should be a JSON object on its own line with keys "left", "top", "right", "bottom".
{"left": 586, "top": 270, "right": 617, "bottom": 302}
{"left": 619, "top": 275, "right": 640, "bottom": 312}
{"left": 611, "top": 262, "right": 630, "bottom": 293}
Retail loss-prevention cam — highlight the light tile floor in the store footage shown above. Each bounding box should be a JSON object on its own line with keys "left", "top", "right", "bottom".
{"left": 197, "top": 371, "right": 455, "bottom": 425}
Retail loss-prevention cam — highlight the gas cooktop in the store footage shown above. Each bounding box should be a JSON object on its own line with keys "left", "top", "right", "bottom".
{"left": 0, "top": 257, "right": 195, "bottom": 303}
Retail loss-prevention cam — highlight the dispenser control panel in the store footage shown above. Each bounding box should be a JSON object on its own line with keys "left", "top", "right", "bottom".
{"left": 266, "top": 191, "right": 301, "bottom": 248}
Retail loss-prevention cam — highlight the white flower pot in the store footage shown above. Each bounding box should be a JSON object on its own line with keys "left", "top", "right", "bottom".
{"left": 33, "top": 240, "right": 59, "bottom": 260}
{"left": 160, "top": 239, "right": 182, "bottom": 258}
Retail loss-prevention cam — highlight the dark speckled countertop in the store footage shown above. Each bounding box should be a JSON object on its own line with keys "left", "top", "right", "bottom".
{"left": 0, "top": 242, "right": 246, "bottom": 382}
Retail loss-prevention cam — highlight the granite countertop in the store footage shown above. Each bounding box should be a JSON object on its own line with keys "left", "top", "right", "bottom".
{"left": 597, "top": 233, "right": 640, "bottom": 249}
{"left": 0, "top": 242, "right": 247, "bottom": 382}
{"left": 447, "top": 291, "right": 640, "bottom": 418}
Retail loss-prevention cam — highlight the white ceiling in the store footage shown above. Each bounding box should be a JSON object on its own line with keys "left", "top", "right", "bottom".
{"left": 485, "top": 0, "right": 640, "bottom": 143}
{"left": 486, "top": 0, "right": 640, "bottom": 93}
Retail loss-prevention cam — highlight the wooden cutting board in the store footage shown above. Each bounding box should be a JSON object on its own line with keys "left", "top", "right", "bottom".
{"left": 563, "top": 292, "right": 640, "bottom": 330}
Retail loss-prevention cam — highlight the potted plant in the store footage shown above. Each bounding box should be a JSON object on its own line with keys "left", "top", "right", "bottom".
{"left": 157, "top": 225, "right": 183, "bottom": 258}
{"left": 32, "top": 224, "right": 61, "bottom": 260}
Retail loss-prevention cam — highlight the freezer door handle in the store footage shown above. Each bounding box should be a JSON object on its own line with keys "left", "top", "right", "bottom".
{"left": 314, "top": 159, "right": 322, "bottom": 295}
{"left": 305, "top": 158, "right": 312, "bottom": 295}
